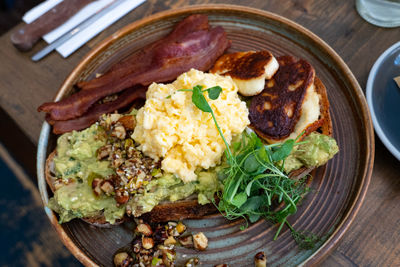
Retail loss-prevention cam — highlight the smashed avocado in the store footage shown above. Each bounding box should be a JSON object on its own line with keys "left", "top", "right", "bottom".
{"left": 49, "top": 122, "right": 221, "bottom": 223}
{"left": 128, "top": 170, "right": 222, "bottom": 217}
{"left": 53, "top": 124, "right": 113, "bottom": 180}
{"left": 49, "top": 124, "right": 124, "bottom": 223}
{"left": 285, "top": 132, "right": 339, "bottom": 173}
{"left": 48, "top": 182, "right": 124, "bottom": 224}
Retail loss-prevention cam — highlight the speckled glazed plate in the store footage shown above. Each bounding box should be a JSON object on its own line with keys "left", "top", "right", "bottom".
{"left": 37, "top": 5, "right": 374, "bottom": 266}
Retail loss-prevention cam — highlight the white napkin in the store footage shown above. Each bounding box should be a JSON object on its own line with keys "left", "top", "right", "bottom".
{"left": 23, "top": 0, "right": 146, "bottom": 58}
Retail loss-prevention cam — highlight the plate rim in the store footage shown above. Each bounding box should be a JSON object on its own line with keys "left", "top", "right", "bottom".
{"left": 366, "top": 40, "right": 400, "bottom": 161}
{"left": 36, "top": 4, "right": 374, "bottom": 266}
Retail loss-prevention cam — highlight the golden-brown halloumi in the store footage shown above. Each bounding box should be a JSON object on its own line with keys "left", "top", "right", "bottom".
{"left": 249, "top": 56, "right": 321, "bottom": 143}
{"left": 210, "top": 51, "right": 279, "bottom": 96}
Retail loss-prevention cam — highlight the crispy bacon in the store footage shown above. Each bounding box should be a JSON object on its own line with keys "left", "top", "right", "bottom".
{"left": 38, "top": 15, "right": 231, "bottom": 122}
{"left": 77, "top": 14, "right": 210, "bottom": 91}
{"left": 50, "top": 86, "right": 146, "bottom": 134}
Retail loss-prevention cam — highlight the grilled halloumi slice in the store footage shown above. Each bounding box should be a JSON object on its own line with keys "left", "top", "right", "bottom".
{"left": 249, "top": 56, "right": 321, "bottom": 143}
{"left": 210, "top": 51, "right": 279, "bottom": 96}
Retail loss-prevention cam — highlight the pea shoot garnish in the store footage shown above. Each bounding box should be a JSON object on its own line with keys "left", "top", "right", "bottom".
{"left": 177, "top": 84, "right": 319, "bottom": 249}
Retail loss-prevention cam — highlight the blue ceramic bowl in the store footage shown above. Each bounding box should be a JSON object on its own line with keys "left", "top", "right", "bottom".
{"left": 367, "top": 41, "right": 400, "bottom": 161}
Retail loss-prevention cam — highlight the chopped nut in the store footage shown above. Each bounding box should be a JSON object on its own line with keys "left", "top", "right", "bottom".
{"left": 254, "top": 251, "right": 267, "bottom": 267}
{"left": 178, "top": 235, "right": 194, "bottom": 248}
{"left": 112, "top": 125, "right": 127, "bottom": 139}
{"left": 193, "top": 232, "right": 208, "bottom": 251}
{"left": 115, "top": 189, "right": 129, "bottom": 204}
{"left": 142, "top": 236, "right": 154, "bottom": 250}
{"left": 176, "top": 222, "right": 186, "bottom": 234}
{"left": 185, "top": 258, "right": 199, "bottom": 267}
{"left": 161, "top": 249, "right": 176, "bottom": 267}
{"left": 113, "top": 252, "right": 133, "bottom": 267}
{"left": 132, "top": 238, "right": 142, "bottom": 253}
{"left": 168, "top": 222, "right": 177, "bottom": 227}
{"left": 118, "top": 115, "right": 136, "bottom": 131}
{"left": 172, "top": 228, "right": 180, "bottom": 237}
{"left": 164, "top": 236, "right": 176, "bottom": 246}
{"left": 136, "top": 223, "right": 153, "bottom": 236}
{"left": 92, "top": 178, "right": 103, "bottom": 196}
{"left": 100, "top": 180, "right": 114, "bottom": 195}
{"left": 112, "top": 156, "right": 124, "bottom": 168}
{"left": 110, "top": 113, "right": 123, "bottom": 124}
{"left": 97, "top": 144, "right": 111, "bottom": 160}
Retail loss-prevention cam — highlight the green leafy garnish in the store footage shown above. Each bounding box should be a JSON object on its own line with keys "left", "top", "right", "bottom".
{"left": 176, "top": 85, "right": 233, "bottom": 161}
{"left": 286, "top": 220, "right": 320, "bottom": 250}
{"left": 205, "top": 86, "right": 222, "bottom": 100}
{"left": 192, "top": 85, "right": 212, "bottom": 112}
{"left": 178, "top": 84, "right": 318, "bottom": 249}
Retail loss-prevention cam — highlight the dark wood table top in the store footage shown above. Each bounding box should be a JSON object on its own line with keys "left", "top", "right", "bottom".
{"left": 1, "top": 0, "right": 399, "bottom": 266}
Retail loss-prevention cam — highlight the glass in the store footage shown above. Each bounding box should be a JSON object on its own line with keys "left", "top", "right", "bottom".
{"left": 356, "top": 0, "right": 400, "bottom": 27}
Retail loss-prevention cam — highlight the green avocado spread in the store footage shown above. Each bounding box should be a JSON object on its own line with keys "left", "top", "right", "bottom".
{"left": 48, "top": 124, "right": 125, "bottom": 223}
{"left": 48, "top": 121, "right": 337, "bottom": 224}
{"left": 48, "top": 182, "right": 125, "bottom": 224}
{"left": 128, "top": 170, "right": 222, "bottom": 217}
{"left": 48, "top": 123, "right": 221, "bottom": 223}
{"left": 53, "top": 124, "right": 113, "bottom": 180}
{"left": 284, "top": 132, "right": 339, "bottom": 173}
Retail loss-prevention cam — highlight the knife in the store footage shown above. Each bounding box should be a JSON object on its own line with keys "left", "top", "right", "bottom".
{"left": 11, "top": 0, "right": 95, "bottom": 51}
{"left": 31, "top": 0, "right": 128, "bottom": 62}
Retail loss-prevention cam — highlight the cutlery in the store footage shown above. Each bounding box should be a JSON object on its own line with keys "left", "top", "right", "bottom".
{"left": 11, "top": 0, "right": 94, "bottom": 51}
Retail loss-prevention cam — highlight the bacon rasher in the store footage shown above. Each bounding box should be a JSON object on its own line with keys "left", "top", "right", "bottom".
{"left": 49, "top": 86, "right": 146, "bottom": 134}
{"left": 38, "top": 15, "right": 231, "bottom": 123}
{"left": 76, "top": 14, "right": 210, "bottom": 91}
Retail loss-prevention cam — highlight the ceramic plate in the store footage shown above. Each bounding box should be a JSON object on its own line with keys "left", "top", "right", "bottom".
{"left": 366, "top": 41, "right": 400, "bottom": 161}
{"left": 37, "top": 5, "right": 374, "bottom": 266}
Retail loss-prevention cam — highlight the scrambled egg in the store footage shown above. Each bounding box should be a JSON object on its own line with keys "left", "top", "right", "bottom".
{"left": 132, "top": 69, "right": 249, "bottom": 182}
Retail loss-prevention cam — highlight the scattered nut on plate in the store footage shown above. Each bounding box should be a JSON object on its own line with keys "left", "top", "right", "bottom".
{"left": 254, "top": 251, "right": 267, "bottom": 267}
{"left": 193, "top": 232, "right": 208, "bottom": 251}
{"left": 114, "top": 221, "right": 208, "bottom": 266}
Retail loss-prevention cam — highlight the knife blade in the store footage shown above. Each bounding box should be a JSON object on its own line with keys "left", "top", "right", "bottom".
{"left": 31, "top": 0, "right": 128, "bottom": 62}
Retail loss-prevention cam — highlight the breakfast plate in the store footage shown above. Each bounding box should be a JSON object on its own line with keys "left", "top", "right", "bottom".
{"left": 37, "top": 5, "right": 374, "bottom": 266}
{"left": 366, "top": 41, "right": 400, "bottom": 161}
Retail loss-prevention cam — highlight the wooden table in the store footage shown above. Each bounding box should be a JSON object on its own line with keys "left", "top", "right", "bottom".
{"left": 1, "top": 0, "right": 399, "bottom": 266}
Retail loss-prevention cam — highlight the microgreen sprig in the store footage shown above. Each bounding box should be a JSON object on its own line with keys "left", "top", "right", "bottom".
{"left": 171, "top": 85, "right": 233, "bottom": 162}
{"left": 177, "top": 84, "right": 318, "bottom": 249}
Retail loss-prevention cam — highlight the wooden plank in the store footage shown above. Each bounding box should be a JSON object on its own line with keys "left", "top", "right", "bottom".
{"left": 323, "top": 250, "right": 358, "bottom": 267}
{"left": 0, "top": 0, "right": 399, "bottom": 266}
{"left": 335, "top": 143, "right": 400, "bottom": 266}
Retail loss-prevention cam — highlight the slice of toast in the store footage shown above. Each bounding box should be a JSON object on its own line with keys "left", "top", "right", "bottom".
{"left": 140, "top": 199, "right": 216, "bottom": 223}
